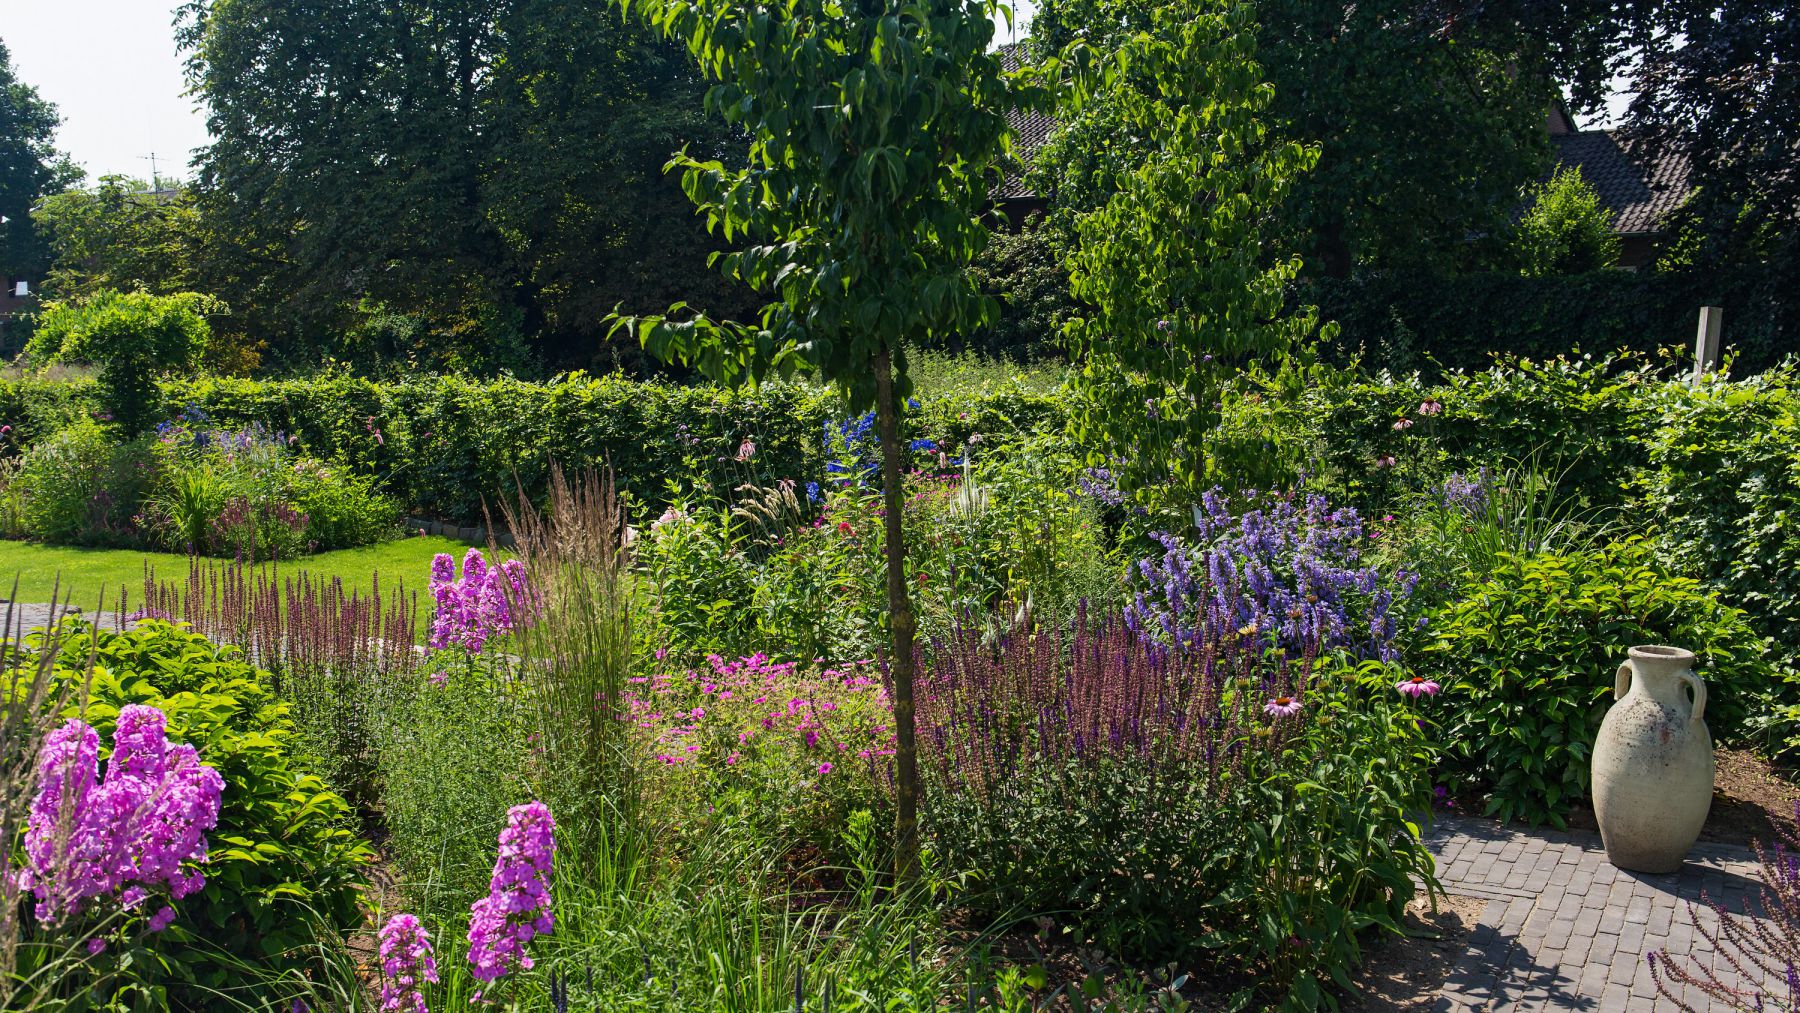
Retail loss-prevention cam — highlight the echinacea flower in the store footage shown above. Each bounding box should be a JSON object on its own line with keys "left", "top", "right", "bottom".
{"left": 735, "top": 439, "right": 757, "bottom": 462}
{"left": 1392, "top": 418, "right": 1414, "bottom": 431}
{"left": 1263, "top": 696, "right": 1303, "bottom": 718}
{"left": 1396, "top": 675, "right": 1441, "bottom": 698}
{"left": 1375, "top": 455, "right": 1397, "bottom": 469}
{"left": 1418, "top": 399, "right": 1444, "bottom": 416}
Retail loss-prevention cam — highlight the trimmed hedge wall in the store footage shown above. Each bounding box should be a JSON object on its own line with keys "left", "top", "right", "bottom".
{"left": 1301, "top": 266, "right": 1794, "bottom": 377}
{"left": 0, "top": 373, "right": 1063, "bottom": 524}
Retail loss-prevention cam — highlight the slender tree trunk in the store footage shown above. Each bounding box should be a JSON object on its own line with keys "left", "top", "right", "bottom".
{"left": 873, "top": 346, "right": 921, "bottom": 883}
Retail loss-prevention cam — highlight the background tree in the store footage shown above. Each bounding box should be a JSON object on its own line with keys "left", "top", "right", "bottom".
{"left": 610, "top": 0, "right": 1033, "bottom": 877}
{"left": 35, "top": 176, "right": 204, "bottom": 300}
{"left": 1063, "top": 0, "right": 1327, "bottom": 509}
{"left": 0, "top": 39, "right": 81, "bottom": 285}
{"left": 175, "top": 0, "right": 751, "bottom": 374}
{"left": 1510, "top": 165, "right": 1620, "bottom": 276}
{"left": 27, "top": 290, "right": 214, "bottom": 435}
{"left": 1622, "top": 0, "right": 1797, "bottom": 273}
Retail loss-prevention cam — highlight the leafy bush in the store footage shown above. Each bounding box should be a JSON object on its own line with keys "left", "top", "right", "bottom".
{"left": 1637, "top": 366, "right": 1800, "bottom": 677}
{"left": 12, "top": 420, "right": 151, "bottom": 546}
{"left": 1510, "top": 165, "right": 1621, "bottom": 276}
{"left": 1422, "top": 540, "right": 1774, "bottom": 826}
{"left": 17, "top": 621, "right": 371, "bottom": 1004}
{"left": 25, "top": 290, "right": 215, "bottom": 435}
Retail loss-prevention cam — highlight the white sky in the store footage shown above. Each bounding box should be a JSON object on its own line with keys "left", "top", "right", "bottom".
{"left": 4, "top": 0, "right": 1625, "bottom": 189}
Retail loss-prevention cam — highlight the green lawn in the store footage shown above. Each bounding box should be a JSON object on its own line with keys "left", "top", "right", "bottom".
{"left": 0, "top": 535, "right": 482, "bottom": 613}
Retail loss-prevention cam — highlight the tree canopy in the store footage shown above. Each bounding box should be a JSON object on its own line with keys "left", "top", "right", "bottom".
{"left": 0, "top": 39, "right": 80, "bottom": 284}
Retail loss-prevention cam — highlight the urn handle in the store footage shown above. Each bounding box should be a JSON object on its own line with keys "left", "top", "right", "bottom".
{"left": 1615, "top": 661, "right": 1632, "bottom": 701}
{"left": 1680, "top": 670, "right": 1708, "bottom": 724}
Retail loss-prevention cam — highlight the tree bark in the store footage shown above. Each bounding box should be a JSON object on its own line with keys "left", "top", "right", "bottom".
{"left": 873, "top": 346, "right": 921, "bottom": 884}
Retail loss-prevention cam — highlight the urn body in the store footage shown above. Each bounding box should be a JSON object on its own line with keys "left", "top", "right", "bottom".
{"left": 1591, "top": 645, "right": 1713, "bottom": 873}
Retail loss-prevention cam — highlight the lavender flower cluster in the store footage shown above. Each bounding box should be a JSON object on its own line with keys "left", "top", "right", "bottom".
{"left": 18, "top": 705, "right": 225, "bottom": 929}
{"left": 1440, "top": 470, "right": 1491, "bottom": 516}
{"left": 378, "top": 913, "right": 439, "bottom": 1013}
{"left": 1126, "top": 489, "right": 1417, "bottom": 662}
{"left": 428, "top": 549, "right": 531, "bottom": 652}
{"left": 466, "top": 801, "right": 556, "bottom": 989}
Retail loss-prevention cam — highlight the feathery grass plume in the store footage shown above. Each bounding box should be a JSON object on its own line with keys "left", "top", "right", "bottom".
{"left": 496, "top": 464, "right": 636, "bottom": 863}
{"left": 1649, "top": 803, "right": 1800, "bottom": 1010}
{"left": 0, "top": 581, "right": 99, "bottom": 1009}
{"left": 135, "top": 557, "right": 418, "bottom": 803}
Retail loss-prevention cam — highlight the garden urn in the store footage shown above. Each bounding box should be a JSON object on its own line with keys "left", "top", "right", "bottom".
{"left": 1591, "top": 645, "right": 1714, "bottom": 873}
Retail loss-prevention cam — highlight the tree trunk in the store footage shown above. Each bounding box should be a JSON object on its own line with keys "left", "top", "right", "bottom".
{"left": 873, "top": 346, "right": 921, "bottom": 884}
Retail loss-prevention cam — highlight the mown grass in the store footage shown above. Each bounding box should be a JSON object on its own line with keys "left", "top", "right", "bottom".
{"left": 0, "top": 535, "right": 482, "bottom": 620}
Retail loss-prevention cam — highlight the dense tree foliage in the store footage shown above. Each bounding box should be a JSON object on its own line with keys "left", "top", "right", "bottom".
{"left": 1511, "top": 165, "right": 1621, "bottom": 276}
{"left": 35, "top": 176, "right": 203, "bottom": 300}
{"left": 174, "top": 0, "right": 751, "bottom": 374}
{"left": 1062, "top": 0, "right": 1326, "bottom": 506}
{"left": 0, "top": 39, "right": 80, "bottom": 285}
{"left": 610, "top": 0, "right": 1037, "bottom": 878}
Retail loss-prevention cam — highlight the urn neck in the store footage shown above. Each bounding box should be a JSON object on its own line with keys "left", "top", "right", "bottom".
{"left": 1627, "top": 645, "right": 1697, "bottom": 707}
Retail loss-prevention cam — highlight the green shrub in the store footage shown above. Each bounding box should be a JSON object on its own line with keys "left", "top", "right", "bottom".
{"left": 1637, "top": 366, "right": 1800, "bottom": 676}
{"left": 21, "top": 621, "right": 371, "bottom": 1004}
{"left": 1423, "top": 540, "right": 1774, "bottom": 826}
{"left": 26, "top": 290, "right": 214, "bottom": 435}
{"left": 1510, "top": 165, "right": 1621, "bottom": 277}
{"left": 13, "top": 421, "right": 153, "bottom": 545}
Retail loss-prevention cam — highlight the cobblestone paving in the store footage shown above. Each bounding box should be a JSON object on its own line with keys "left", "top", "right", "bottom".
{"left": 1426, "top": 817, "right": 1767, "bottom": 1012}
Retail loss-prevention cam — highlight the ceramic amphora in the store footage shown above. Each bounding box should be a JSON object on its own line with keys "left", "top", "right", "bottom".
{"left": 1590, "top": 645, "right": 1714, "bottom": 873}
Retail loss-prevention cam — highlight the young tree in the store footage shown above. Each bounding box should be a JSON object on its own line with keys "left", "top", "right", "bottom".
{"left": 610, "top": 0, "right": 1035, "bottom": 877}
{"left": 1511, "top": 165, "right": 1620, "bottom": 276}
{"left": 35, "top": 176, "right": 204, "bottom": 299}
{"left": 1063, "top": 0, "right": 1327, "bottom": 510}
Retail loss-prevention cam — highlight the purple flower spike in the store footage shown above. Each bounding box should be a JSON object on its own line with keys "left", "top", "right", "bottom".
{"left": 467, "top": 802, "right": 556, "bottom": 984}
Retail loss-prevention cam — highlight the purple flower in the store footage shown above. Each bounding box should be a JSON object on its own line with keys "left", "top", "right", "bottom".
{"left": 379, "top": 913, "right": 438, "bottom": 1013}
{"left": 85, "top": 938, "right": 106, "bottom": 955}
{"left": 427, "top": 550, "right": 533, "bottom": 653}
{"left": 466, "top": 802, "right": 556, "bottom": 984}
{"left": 20, "top": 707, "right": 224, "bottom": 927}
{"left": 1263, "top": 696, "right": 1303, "bottom": 719}
{"left": 146, "top": 905, "right": 176, "bottom": 933}
{"left": 1396, "top": 676, "right": 1442, "bottom": 699}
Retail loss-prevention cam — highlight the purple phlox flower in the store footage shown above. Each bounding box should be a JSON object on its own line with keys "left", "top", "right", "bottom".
{"left": 427, "top": 550, "right": 533, "bottom": 653}
{"left": 379, "top": 913, "right": 438, "bottom": 1013}
{"left": 466, "top": 802, "right": 556, "bottom": 984}
{"left": 20, "top": 707, "right": 223, "bottom": 927}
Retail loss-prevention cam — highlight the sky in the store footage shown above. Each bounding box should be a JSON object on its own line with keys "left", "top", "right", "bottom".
{"left": 6, "top": 0, "right": 1631, "bottom": 189}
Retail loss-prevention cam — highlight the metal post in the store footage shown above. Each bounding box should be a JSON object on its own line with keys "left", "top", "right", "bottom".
{"left": 1692, "top": 306, "right": 1722, "bottom": 384}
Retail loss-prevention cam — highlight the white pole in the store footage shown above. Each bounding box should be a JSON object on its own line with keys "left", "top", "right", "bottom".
{"left": 1692, "top": 306, "right": 1722, "bottom": 384}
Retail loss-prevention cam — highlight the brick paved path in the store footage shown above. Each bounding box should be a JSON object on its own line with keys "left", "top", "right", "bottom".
{"left": 1426, "top": 817, "right": 1768, "bottom": 1012}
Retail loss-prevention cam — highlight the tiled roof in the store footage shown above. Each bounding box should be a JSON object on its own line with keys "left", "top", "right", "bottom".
{"left": 1547, "top": 131, "right": 1690, "bottom": 235}
{"left": 996, "top": 43, "right": 1053, "bottom": 200}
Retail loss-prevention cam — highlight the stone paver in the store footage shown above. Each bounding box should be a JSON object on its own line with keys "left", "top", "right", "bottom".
{"left": 1425, "top": 817, "right": 1768, "bottom": 1011}
{"left": 1, "top": 600, "right": 125, "bottom": 634}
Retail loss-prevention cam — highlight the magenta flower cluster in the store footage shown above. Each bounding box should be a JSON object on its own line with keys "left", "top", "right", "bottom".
{"left": 428, "top": 549, "right": 531, "bottom": 652}
{"left": 466, "top": 801, "right": 556, "bottom": 987}
{"left": 18, "top": 706, "right": 225, "bottom": 929}
{"left": 378, "top": 913, "right": 438, "bottom": 1013}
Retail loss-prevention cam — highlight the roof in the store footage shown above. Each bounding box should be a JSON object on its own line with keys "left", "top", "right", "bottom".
{"left": 1547, "top": 131, "right": 1690, "bottom": 235}
{"left": 997, "top": 43, "right": 1053, "bottom": 200}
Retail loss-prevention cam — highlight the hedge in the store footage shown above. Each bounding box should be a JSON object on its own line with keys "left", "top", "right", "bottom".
{"left": 1300, "top": 265, "right": 1794, "bottom": 378}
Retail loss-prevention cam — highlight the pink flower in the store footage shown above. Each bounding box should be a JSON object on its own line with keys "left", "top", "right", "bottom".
{"left": 735, "top": 438, "right": 757, "bottom": 462}
{"left": 85, "top": 938, "right": 106, "bottom": 955}
{"left": 466, "top": 802, "right": 555, "bottom": 984}
{"left": 379, "top": 913, "right": 437, "bottom": 1013}
{"left": 1375, "top": 455, "right": 1397, "bottom": 469}
{"left": 817, "top": 762, "right": 834, "bottom": 775}
{"left": 1418, "top": 399, "right": 1444, "bottom": 416}
{"left": 147, "top": 905, "right": 176, "bottom": 933}
{"left": 1397, "top": 676, "right": 1441, "bottom": 699}
{"left": 1263, "top": 696, "right": 1303, "bottom": 719}
{"left": 1392, "top": 418, "right": 1414, "bottom": 431}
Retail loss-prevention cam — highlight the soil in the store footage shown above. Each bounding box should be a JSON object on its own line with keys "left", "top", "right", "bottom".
{"left": 1338, "top": 893, "right": 1486, "bottom": 1012}
{"left": 1565, "top": 745, "right": 1799, "bottom": 849}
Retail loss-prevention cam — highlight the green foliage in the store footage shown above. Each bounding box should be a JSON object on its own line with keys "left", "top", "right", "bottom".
{"left": 1511, "top": 166, "right": 1622, "bottom": 277}
{"left": 1423, "top": 541, "right": 1774, "bottom": 826}
{"left": 0, "top": 39, "right": 81, "bottom": 282}
{"left": 962, "top": 220, "right": 1078, "bottom": 362}
{"left": 1637, "top": 366, "right": 1800, "bottom": 677}
{"left": 1061, "top": 0, "right": 1325, "bottom": 508}
{"left": 11, "top": 422, "right": 150, "bottom": 546}
{"left": 18, "top": 621, "right": 371, "bottom": 1005}
{"left": 26, "top": 291, "right": 214, "bottom": 435}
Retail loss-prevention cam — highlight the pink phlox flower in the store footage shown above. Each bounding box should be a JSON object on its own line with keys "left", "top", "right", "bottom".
{"left": 466, "top": 802, "right": 555, "bottom": 984}
{"left": 378, "top": 913, "right": 438, "bottom": 1013}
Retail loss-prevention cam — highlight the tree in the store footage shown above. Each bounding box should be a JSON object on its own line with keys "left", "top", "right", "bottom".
{"left": 35, "top": 176, "right": 203, "bottom": 299}
{"left": 28, "top": 291, "right": 214, "bottom": 436}
{"left": 610, "top": 0, "right": 1034, "bottom": 878}
{"left": 1029, "top": 0, "right": 1646, "bottom": 277}
{"left": 0, "top": 39, "right": 81, "bottom": 284}
{"left": 175, "top": 0, "right": 751, "bottom": 372}
{"left": 1063, "top": 0, "right": 1327, "bottom": 508}
{"left": 1511, "top": 165, "right": 1620, "bottom": 276}
{"left": 1622, "top": 0, "right": 1798, "bottom": 271}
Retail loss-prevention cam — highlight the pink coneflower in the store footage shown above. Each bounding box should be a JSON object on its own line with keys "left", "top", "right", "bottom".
{"left": 1392, "top": 417, "right": 1414, "bottom": 431}
{"left": 735, "top": 438, "right": 757, "bottom": 462}
{"left": 1263, "top": 696, "right": 1303, "bottom": 718}
{"left": 1396, "top": 675, "right": 1441, "bottom": 698}
{"left": 1418, "top": 399, "right": 1444, "bottom": 416}
{"left": 1375, "top": 455, "right": 1397, "bottom": 469}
